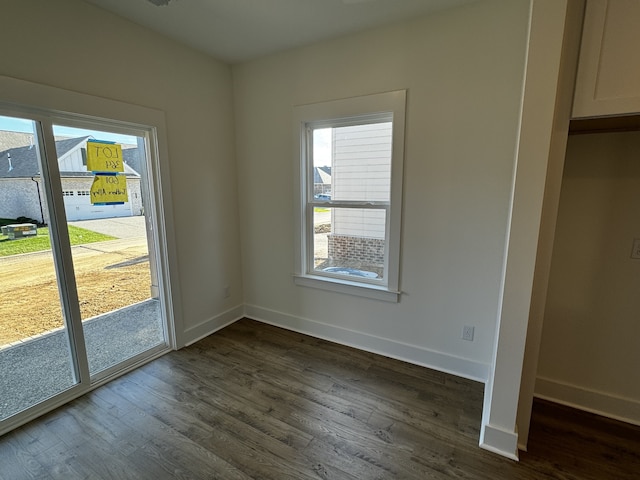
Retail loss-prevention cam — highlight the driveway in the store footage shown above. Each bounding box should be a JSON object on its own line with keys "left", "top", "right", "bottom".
{"left": 314, "top": 210, "right": 330, "bottom": 225}
{"left": 69, "top": 215, "right": 147, "bottom": 239}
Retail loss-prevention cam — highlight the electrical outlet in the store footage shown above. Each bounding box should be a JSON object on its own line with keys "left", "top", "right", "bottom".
{"left": 462, "top": 325, "right": 475, "bottom": 342}
{"left": 223, "top": 286, "right": 231, "bottom": 298}
{"left": 631, "top": 239, "right": 640, "bottom": 259}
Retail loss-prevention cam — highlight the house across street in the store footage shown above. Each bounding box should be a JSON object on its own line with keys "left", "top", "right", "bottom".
{"left": 0, "top": 131, "right": 143, "bottom": 222}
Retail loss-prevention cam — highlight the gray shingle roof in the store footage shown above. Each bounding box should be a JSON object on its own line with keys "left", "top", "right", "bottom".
{"left": 0, "top": 145, "right": 41, "bottom": 178}
{"left": 56, "top": 137, "right": 90, "bottom": 162}
{"left": 122, "top": 147, "right": 142, "bottom": 175}
{"left": 0, "top": 130, "right": 34, "bottom": 152}
{"left": 0, "top": 136, "right": 89, "bottom": 178}
{"left": 314, "top": 166, "right": 331, "bottom": 185}
{"left": 0, "top": 137, "right": 138, "bottom": 179}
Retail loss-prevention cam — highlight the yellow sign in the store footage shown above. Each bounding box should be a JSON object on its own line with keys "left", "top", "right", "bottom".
{"left": 86, "top": 141, "right": 124, "bottom": 172}
{"left": 90, "top": 174, "right": 128, "bottom": 204}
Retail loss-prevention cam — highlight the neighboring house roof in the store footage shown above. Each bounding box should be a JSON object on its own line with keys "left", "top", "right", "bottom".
{"left": 0, "top": 136, "right": 87, "bottom": 178}
{"left": 57, "top": 137, "right": 92, "bottom": 170}
{"left": 0, "top": 131, "right": 88, "bottom": 151}
{"left": 122, "top": 147, "right": 143, "bottom": 175}
{"left": 0, "top": 135, "right": 140, "bottom": 179}
{"left": 314, "top": 166, "right": 331, "bottom": 184}
{"left": 0, "top": 130, "right": 34, "bottom": 151}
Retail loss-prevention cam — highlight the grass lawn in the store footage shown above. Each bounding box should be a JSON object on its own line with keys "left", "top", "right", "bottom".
{"left": 0, "top": 225, "right": 115, "bottom": 257}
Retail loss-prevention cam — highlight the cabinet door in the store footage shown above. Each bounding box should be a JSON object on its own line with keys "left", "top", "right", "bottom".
{"left": 573, "top": 0, "right": 640, "bottom": 118}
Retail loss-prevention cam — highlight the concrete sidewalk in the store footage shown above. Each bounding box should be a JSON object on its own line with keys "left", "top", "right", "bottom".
{"left": 0, "top": 299, "right": 165, "bottom": 421}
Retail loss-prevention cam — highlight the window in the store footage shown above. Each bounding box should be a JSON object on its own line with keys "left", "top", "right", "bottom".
{"left": 0, "top": 74, "right": 178, "bottom": 436}
{"left": 293, "top": 91, "right": 406, "bottom": 301}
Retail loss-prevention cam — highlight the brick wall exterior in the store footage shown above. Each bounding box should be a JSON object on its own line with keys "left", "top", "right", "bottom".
{"left": 128, "top": 178, "right": 144, "bottom": 216}
{"left": 327, "top": 234, "right": 385, "bottom": 266}
{"left": 0, "top": 178, "right": 46, "bottom": 223}
{"left": 0, "top": 176, "right": 143, "bottom": 224}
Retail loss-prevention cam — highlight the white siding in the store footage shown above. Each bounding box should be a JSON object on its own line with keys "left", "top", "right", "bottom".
{"left": 58, "top": 148, "right": 85, "bottom": 172}
{"left": 332, "top": 122, "right": 392, "bottom": 202}
{"left": 332, "top": 122, "right": 391, "bottom": 239}
{"left": 332, "top": 208, "right": 386, "bottom": 239}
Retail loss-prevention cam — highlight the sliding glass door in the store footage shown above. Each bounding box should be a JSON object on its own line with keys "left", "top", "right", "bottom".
{"left": 0, "top": 115, "right": 81, "bottom": 422}
{"left": 0, "top": 109, "right": 170, "bottom": 431}
{"left": 51, "top": 124, "right": 166, "bottom": 379}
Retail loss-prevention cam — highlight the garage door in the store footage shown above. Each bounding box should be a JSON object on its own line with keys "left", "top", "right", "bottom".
{"left": 62, "top": 190, "right": 132, "bottom": 221}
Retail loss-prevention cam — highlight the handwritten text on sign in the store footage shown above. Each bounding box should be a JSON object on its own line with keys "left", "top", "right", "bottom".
{"left": 86, "top": 141, "right": 124, "bottom": 172}
{"left": 90, "top": 175, "right": 129, "bottom": 204}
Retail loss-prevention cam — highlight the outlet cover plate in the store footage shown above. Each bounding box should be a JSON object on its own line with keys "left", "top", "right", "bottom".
{"left": 462, "top": 325, "right": 475, "bottom": 341}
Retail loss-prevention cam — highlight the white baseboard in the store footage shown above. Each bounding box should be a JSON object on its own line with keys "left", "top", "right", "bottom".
{"left": 479, "top": 423, "right": 519, "bottom": 461}
{"left": 182, "top": 304, "right": 244, "bottom": 347}
{"left": 535, "top": 376, "right": 640, "bottom": 427}
{"left": 244, "top": 304, "right": 489, "bottom": 383}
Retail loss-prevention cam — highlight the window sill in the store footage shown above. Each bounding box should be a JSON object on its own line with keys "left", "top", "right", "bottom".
{"left": 293, "top": 274, "right": 400, "bottom": 302}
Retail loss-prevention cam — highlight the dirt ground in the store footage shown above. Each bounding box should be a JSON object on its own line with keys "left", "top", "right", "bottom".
{"left": 0, "top": 240, "right": 151, "bottom": 346}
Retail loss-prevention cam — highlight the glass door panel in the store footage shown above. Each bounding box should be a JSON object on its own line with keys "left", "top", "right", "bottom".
{"left": 52, "top": 124, "right": 166, "bottom": 377}
{"left": 0, "top": 115, "right": 78, "bottom": 420}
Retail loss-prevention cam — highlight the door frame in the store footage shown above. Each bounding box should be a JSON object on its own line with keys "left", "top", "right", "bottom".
{"left": 0, "top": 75, "right": 184, "bottom": 436}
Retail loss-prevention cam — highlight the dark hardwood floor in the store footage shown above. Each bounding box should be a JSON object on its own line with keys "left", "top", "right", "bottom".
{"left": 1, "top": 318, "right": 639, "bottom": 479}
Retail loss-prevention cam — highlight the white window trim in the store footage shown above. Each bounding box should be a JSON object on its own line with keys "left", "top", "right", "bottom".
{"left": 292, "top": 90, "right": 406, "bottom": 302}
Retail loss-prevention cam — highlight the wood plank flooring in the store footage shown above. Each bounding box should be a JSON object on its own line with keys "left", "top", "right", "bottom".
{"left": 1, "top": 318, "right": 639, "bottom": 479}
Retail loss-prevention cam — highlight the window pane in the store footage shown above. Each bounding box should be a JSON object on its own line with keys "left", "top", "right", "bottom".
{"left": 312, "top": 128, "right": 333, "bottom": 198}
{"left": 0, "top": 115, "right": 78, "bottom": 420}
{"left": 52, "top": 124, "right": 166, "bottom": 377}
{"left": 313, "top": 122, "right": 392, "bottom": 203}
{"left": 312, "top": 207, "right": 385, "bottom": 280}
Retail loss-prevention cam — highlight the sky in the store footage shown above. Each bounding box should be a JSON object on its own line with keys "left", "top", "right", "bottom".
{"left": 0, "top": 115, "right": 138, "bottom": 145}
{"left": 313, "top": 128, "right": 331, "bottom": 167}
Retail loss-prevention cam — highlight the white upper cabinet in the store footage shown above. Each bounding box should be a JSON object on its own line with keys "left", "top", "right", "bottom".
{"left": 573, "top": 0, "right": 640, "bottom": 118}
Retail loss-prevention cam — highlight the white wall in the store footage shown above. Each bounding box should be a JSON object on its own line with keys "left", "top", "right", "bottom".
{"left": 514, "top": 0, "right": 586, "bottom": 451}
{"left": 1, "top": 0, "right": 244, "bottom": 343}
{"left": 536, "top": 131, "right": 640, "bottom": 424}
{"left": 233, "top": 0, "right": 530, "bottom": 380}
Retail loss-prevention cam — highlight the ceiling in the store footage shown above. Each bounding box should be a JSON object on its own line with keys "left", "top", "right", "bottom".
{"left": 84, "top": 0, "right": 479, "bottom": 64}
